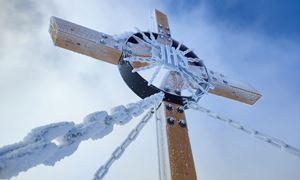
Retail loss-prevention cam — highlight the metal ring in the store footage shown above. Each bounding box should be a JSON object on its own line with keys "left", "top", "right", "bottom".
{"left": 118, "top": 32, "right": 206, "bottom": 105}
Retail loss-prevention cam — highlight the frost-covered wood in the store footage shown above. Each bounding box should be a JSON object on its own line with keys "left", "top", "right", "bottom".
{"left": 49, "top": 16, "right": 122, "bottom": 64}
{"left": 207, "top": 69, "right": 262, "bottom": 105}
{"left": 156, "top": 72, "right": 197, "bottom": 180}
{"left": 153, "top": 9, "right": 171, "bottom": 37}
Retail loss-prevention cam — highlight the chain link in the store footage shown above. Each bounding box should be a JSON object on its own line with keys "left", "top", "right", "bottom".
{"left": 93, "top": 108, "right": 155, "bottom": 180}
{"left": 0, "top": 93, "right": 164, "bottom": 179}
{"left": 187, "top": 102, "right": 300, "bottom": 158}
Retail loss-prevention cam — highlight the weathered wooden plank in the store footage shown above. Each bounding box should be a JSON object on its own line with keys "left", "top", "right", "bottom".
{"left": 49, "top": 16, "right": 121, "bottom": 64}
{"left": 156, "top": 101, "right": 197, "bottom": 180}
{"left": 127, "top": 42, "right": 152, "bottom": 57}
{"left": 153, "top": 9, "right": 171, "bottom": 37}
{"left": 156, "top": 71, "right": 197, "bottom": 180}
{"left": 208, "top": 69, "right": 262, "bottom": 105}
{"left": 153, "top": 9, "right": 172, "bottom": 46}
{"left": 165, "top": 102, "right": 197, "bottom": 180}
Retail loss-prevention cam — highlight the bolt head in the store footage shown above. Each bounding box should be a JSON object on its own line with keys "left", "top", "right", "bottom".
{"left": 165, "top": 104, "right": 173, "bottom": 111}
{"left": 175, "top": 89, "right": 181, "bottom": 95}
{"left": 176, "top": 106, "right": 184, "bottom": 113}
{"left": 99, "top": 39, "right": 105, "bottom": 44}
{"left": 126, "top": 49, "right": 132, "bottom": 54}
{"left": 178, "top": 119, "right": 186, "bottom": 128}
{"left": 164, "top": 86, "right": 170, "bottom": 92}
{"left": 167, "top": 117, "right": 175, "bottom": 125}
{"left": 101, "top": 34, "right": 108, "bottom": 38}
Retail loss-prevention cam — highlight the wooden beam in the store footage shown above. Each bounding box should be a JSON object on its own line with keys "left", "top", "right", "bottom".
{"left": 153, "top": 9, "right": 172, "bottom": 45}
{"left": 49, "top": 16, "right": 122, "bottom": 64}
{"left": 153, "top": 11, "right": 197, "bottom": 178}
{"left": 153, "top": 9, "right": 171, "bottom": 37}
{"left": 207, "top": 69, "right": 262, "bottom": 105}
{"left": 156, "top": 101, "right": 197, "bottom": 180}
{"left": 156, "top": 71, "right": 197, "bottom": 180}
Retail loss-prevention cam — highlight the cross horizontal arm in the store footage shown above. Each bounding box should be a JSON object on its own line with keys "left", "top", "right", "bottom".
{"left": 49, "top": 16, "right": 122, "bottom": 64}
{"left": 207, "top": 69, "right": 262, "bottom": 105}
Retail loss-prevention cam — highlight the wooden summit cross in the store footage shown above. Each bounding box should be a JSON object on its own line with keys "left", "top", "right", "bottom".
{"left": 49, "top": 9, "right": 261, "bottom": 180}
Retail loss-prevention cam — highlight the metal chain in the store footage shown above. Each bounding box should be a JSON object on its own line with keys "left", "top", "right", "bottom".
{"left": 0, "top": 93, "right": 164, "bottom": 179}
{"left": 187, "top": 102, "right": 300, "bottom": 158}
{"left": 93, "top": 107, "right": 156, "bottom": 180}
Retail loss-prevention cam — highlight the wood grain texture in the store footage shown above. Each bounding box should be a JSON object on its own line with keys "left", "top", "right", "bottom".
{"left": 127, "top": 42, "right": 152, "bottom": 57}
{"left": 49, "top": 16, "right": 121, "bottom": 64}
{"left": 129, "top": 43, "right": 151, "bottom": 68}
{"left": 209, "top": 83, "right": 262, "bottom": 105}
{"left": 207, "top": 69, "right": 262, "bottom": 105}
{"left": 163, "top": 101, "right": 197, "bottom": 180}
{"left": 153, "top": 9, "right": 172, "bottom": 46}
{"left": 154, "top": 9, "right": 171, "bottom": 36}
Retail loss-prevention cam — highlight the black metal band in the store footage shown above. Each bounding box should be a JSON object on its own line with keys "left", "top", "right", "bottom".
{"left": 117, "top": 32, "right": 207, "bottom": 106}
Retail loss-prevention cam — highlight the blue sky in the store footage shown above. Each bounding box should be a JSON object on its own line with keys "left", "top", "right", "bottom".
{"left": 206, "top": 1, "right": 300, "bottom": 38}
{"left": 0, "top": 0, "right": 299, "bottom": 180}
{"left": 168, "top": 0, "right": 300, "bottom": 41}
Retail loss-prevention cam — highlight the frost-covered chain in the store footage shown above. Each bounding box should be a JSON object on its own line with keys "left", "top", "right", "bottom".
{"left": 187, "top": 102, "right": 300, "bottom": 158}
{"left": 0, "top": 92, "right": 164, "bottom": 179}
{"left": 93, "top": 108, "right": 155, "bottom": 180}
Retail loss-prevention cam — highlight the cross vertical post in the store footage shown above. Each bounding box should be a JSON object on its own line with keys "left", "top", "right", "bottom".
{"left": 153, "top": 10, "right": 197, "bottom": 180}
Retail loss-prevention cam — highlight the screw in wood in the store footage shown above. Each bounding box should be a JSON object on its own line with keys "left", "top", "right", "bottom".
{"left": 164, "top": 85, "right": 170, "bottom": 92}
{"left": 176, "top": 106, "right": 184, "bottom": 113}
{"left": 167, "top": 117, "right": 175, "bottom": 125}
{"left": 175, "top": 89, "right": 181, "bottom": 95}
{"left": 101, "top": 34, "right": 108, "bottom": 39}
{"left": 99, "top": 39, "right": 105, "bottom": 44}
{"left": 165, "top": 104, "right": 173, "bottom": 111}
{"left": 178, "top": 119, "right": 186, "bottom": 128}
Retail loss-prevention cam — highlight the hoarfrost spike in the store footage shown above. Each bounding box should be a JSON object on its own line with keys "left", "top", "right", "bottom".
{"left": 134, "top": 27, "right": 152, "bottom": 44}
{"left": 147, "top": 65, "right": 162, "bottom": 86}
{"left": 132, "top": 35, "right": 150, "bottom": 46}
{"left": 148, "top": 30, "right": 156, "bottom": 41}
{"left": 176, "top": 42, "right": 183, "bottom": 50}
